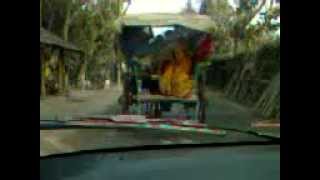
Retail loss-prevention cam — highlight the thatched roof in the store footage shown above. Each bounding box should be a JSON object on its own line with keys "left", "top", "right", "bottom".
{"left": 121, "top": 13, "right": 216, "bottom": 33}
{"left": 40, "top": 28, "right": 82, "bottom": 52}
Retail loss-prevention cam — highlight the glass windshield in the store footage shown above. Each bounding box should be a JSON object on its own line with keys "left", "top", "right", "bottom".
{"left": 40, "top": 0, "right": 280, "bottom": 156}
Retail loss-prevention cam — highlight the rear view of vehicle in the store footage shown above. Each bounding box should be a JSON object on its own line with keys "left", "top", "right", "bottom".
{"left": 40, "top": 0, "right": 280, "bottom": 179}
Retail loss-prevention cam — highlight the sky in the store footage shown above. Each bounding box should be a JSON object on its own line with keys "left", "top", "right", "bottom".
{"left": 124, "top": 0, "right": 279, "bottom": 36}
{"left": 124, "top": 0, "right": 279, "bottom": 15}
{"left": 125, "top": 0, "right": 203, "bottom": 14}
{"left": 124, "top": 0, "right": 203, "bottom": 36}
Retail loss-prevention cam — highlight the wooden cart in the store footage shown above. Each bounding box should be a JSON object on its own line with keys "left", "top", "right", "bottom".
{"left": 119, "top": 13, "right": 215, "bottom": 123}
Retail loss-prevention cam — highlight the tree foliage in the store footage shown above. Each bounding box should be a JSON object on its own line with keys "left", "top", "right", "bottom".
{"left": 203, "top": 0, "right": 279, "bottom": 55}
{"left": 42, "top": 0, "right": 124, "bottom": 88}
{"left": 202, "top": 0, "right": 280, "bottom": 119}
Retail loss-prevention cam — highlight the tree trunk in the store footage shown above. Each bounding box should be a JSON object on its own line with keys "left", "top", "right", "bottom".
{"left": 58, "top": 58, "right": 65, "bottom": 94}
{"left": 78, "top": 61, "right": 86, "bottom": 90}
{"left": 122, "top": 0, "right": 131, "bottom": 15}
{"left": 40, "top": 54, "right": 47, "bottom": 97}
{"left": 117, "top": 62, "right": 122, "bottom": 88}
{"left": 65, "top": 71, "right": 69, "bottom": 91}
{"left": 63, "top": 17, "right": 70, "bottom": 42}
{"left": 63, "top": 2, "right": 72, "bottom": 41}
{"left": 61, "top": 51, "right": 69, "bottom": 92}
{"left": 62, "top": 3, "right": 73, "bottom": 91}
{"left": 113, "top": 34, "right": 122, "bottom": 88}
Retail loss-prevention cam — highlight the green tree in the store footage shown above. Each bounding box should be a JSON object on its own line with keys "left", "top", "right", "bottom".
{"left": 203, "top": 0, "right": 271, "bottom": 55}
{"left": 42, "top": 0, "right": 126, "bottom": 89}
{"left": 69, "top": 0, "right": 124, "bottom": 88}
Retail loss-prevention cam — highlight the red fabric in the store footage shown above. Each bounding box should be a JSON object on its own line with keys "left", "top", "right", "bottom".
{"left": 192, "top": 35, "right": 215, "bottom": 63}
{"left": 81, "top": 116, "right": 206, "bottom": 128}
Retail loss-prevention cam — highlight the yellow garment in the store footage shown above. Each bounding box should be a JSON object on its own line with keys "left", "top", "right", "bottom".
{"left": 171, "top": 72, "right": 193, "bottom": 98}
{"left": 159, "top": 46, "right": 193, "bottom": 98}
{"left": 159, "top": 63, "right": 173, "bottom": 96}
{"left": 44, "top": 66, "right": 50, "bottom": 78}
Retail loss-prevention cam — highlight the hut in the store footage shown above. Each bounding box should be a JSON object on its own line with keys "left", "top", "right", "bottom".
{"left": 40, "top": 27, "right": 83, "bottom": 97}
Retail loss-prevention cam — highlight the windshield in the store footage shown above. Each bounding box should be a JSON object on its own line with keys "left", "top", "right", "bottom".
{"left": 40, "top": 0, "right": 280, "bottom": 157}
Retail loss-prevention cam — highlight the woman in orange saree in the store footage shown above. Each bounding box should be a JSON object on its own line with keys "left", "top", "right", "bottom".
{"left": 159, "top": 39, "right": 193, "bottom": 98}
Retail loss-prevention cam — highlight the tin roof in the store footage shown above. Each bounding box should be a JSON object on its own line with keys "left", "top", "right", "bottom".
{"left": 40, "top": 27, "right": 82, "bottom": 52}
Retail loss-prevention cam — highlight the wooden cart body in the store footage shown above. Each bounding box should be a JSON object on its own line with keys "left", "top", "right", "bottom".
{"left": 119, "top": 13, "right": 215, "bottom": 122}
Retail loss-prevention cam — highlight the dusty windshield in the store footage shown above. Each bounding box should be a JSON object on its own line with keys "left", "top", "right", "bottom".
{"left": 40, "top": 0, "right": 280, "bottom": 156}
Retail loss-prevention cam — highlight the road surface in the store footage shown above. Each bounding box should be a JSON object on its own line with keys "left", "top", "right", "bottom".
{"left": 40, "top": 87, "right": 122, "bottom": 120}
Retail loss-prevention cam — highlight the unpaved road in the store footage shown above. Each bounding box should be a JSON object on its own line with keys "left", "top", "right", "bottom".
{"left": 40, "top": 87, "right": 122, "bottom": 120}
{"left": 40, "top": 88, "right": 279, "bottom": 157}
{"left": 205, "top": 90, "right": 279, "bottom": 137}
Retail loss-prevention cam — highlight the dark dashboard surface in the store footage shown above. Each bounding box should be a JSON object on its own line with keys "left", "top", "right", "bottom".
{"left": 41, "top": 145, "right": 280, "bottom": 180}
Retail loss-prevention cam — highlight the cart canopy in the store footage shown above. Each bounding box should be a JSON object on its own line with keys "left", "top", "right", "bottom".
{"left": 121, "top": 13, "right": 216, "bottom": 33}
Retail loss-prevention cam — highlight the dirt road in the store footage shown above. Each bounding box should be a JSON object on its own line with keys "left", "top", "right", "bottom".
{"left": 205, "top": 91, "right": 280, "bottom": 137}
{"left": 40, "top": 87, "right": 122, "bottom": 120}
